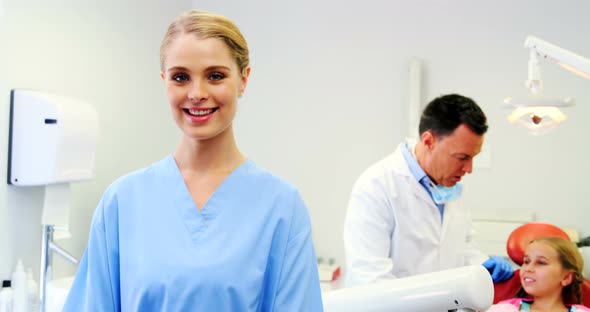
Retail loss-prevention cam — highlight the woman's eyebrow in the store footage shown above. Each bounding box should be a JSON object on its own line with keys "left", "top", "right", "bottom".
{"left": 204, "top": 65, "right": 231, "bottom": 71}
{"left": 166, "top": 66, "right": 189, "bottom": 73}
{"left": 166, "top": 65, "right": 231, "bottom": 73}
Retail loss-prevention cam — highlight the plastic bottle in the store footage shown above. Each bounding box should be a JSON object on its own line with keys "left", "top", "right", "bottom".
{"left": 26, "top": 269, "right": 37, "bottom": 312}
{"left": 0, "top": 280, "right": 13, "bottom": 312}
{"left": 11, "top": 260, "right": 28, "bottom": 312}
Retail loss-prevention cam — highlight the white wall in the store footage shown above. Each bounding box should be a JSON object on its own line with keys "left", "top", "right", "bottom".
{"left": 193, "top": 0, "right": 590, "bottom": 266}
{"left": 0, "top": 0, "right": 192, "bottom": 280}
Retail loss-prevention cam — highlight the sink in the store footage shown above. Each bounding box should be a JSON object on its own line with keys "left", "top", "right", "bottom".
{"left": 45, "top": 276, "right": 75, "bottom": 312}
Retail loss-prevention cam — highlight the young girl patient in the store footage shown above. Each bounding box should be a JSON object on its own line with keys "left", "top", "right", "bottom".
{"left": 487, "top": 236, "right": 589, "bottom": 311}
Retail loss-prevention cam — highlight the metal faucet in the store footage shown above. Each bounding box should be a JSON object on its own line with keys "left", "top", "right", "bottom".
{"left": 39, "top": 224, "right": 78, "bottom": 312}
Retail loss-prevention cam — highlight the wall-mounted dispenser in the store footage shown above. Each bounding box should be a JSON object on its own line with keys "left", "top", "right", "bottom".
{"left": 7, "top": 89, "right": 99, "bottom": 186}
{"left": 6, "top": 89, "right": 99, "bottom": 312}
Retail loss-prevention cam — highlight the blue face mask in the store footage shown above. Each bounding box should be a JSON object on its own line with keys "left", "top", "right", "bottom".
{"left": 429, "top": 182, "right": 463, "bottom": 204}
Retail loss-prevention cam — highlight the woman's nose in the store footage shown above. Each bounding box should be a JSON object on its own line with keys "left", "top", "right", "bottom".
{"left": 188, "top": 80, "right": 208, "bottom": 103}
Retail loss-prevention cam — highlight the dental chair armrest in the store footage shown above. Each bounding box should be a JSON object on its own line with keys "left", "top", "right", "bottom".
{"left": 582, "top": 279, "right": 590, "bottom": 308}
{"left": 493, "top": 270, "right": 521, "bottom": 304}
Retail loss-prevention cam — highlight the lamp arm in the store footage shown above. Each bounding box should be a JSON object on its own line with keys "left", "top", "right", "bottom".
{"left": 525, "top": 35, "right": 590, "bottom": 80}
{"left": 526, "top": 49, "right": 542, "bottom": 94}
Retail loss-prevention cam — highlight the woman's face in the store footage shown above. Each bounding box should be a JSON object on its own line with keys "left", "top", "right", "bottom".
{"left": 161, "top": 33, "right": 249, "bottom": 141}
{"left": 520, "top": 241, "right": 573, "bottom": 298}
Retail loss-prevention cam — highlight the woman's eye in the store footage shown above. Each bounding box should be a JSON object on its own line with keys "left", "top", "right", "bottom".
{"left": 172, "top": 73, "right": 189, "bottom": 82}
{"left": 209, "top": 72, "right": 225, "bottom": 81}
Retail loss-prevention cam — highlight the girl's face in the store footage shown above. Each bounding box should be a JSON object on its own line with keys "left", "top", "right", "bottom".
{"left": 161, "top": 34, "right": 249, "bottom": 141}
{"left": 520, "top": 241, "right": 573, "bottom": 298}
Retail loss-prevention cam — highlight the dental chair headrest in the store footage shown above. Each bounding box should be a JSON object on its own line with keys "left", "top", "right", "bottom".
{"left": 507, "top": 222, "right": 571, "bottom": 266}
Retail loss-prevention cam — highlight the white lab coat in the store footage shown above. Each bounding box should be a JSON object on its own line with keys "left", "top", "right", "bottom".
{"left": 343, "top": 141, "right": 488, "bottom": 287}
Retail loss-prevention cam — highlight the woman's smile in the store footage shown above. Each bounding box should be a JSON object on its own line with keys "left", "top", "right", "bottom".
{"left": 183, "top": 107, "right": 219, "bottom": 123}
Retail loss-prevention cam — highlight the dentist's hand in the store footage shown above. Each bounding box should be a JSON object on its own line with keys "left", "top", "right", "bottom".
{"left": 482, "top": 256, "right": 514, "bottom": 283}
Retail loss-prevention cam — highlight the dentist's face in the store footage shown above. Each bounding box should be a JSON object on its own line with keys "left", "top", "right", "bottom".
{"left": 521, "top": 241, "right": 573, "bottom": 298}
{"left": 161, "top": 34, "right": 249, "bottom": 141}
{"left": 422, "top": 124, "right": 483, "bottom": 186}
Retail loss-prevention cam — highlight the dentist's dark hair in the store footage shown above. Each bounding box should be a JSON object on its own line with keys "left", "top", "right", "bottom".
{"left": 418, "top": 94, "right": 488, "bottom": 138}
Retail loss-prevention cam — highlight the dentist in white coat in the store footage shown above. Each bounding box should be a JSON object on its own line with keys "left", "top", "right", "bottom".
{"left": 343, "top": 94, "right": 513, "bottom": 287}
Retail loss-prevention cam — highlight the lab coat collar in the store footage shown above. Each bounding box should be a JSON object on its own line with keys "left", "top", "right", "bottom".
{"left": 394, "top": 141, "right": 438, "bottom": 210}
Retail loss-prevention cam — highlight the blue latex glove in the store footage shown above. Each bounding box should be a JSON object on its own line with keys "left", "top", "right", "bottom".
{"left": 482, "top": 256, "right": 514, "bottom": 283}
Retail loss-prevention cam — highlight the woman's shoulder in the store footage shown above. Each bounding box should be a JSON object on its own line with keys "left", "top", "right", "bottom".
{"left": 91, "top": 156, "right": 173, "bottom": 222}
{"left": 103, "top": 156, "right": 172, "bottom": 196}
{"left": 242, "top": 160, "right": 299, "bottom": 195}
{"left": 243, "top": 160, "right": 309, "bottom": 223}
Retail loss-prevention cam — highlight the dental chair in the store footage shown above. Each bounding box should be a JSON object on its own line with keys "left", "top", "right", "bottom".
{"left": 493, "top": 222, "right": 590, "bottom": 307}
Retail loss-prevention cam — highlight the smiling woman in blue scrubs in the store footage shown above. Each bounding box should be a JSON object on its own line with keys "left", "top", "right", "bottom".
{"left": 63, "top": 10, "right": 323, "bottom": 312}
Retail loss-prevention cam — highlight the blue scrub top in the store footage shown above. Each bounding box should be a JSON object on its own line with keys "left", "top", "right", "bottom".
{"left": 63, "top": 155, "right": 323, "bottom": 311}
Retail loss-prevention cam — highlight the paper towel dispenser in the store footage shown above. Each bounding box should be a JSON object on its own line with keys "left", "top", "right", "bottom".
{"left": 7, "top": 89, "right": 99, "bottom": 186}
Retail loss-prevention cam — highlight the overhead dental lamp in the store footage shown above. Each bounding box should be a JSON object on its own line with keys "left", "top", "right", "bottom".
{"left": 504, "top": 35, "right": 590, "bottom": 134}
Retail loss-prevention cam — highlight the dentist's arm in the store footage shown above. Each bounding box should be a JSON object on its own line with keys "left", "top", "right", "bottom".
{"left": 462, "top": 210, "right": 514, "bottom": 283}
{"left": 343, "top": 180, "right": 397, "bottom": 287}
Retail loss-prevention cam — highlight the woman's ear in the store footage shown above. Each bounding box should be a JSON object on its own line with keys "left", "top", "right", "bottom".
{"left": 238, "top": 67, "right": 251, "bottom": 97}
{"left": 561, "top": 271, "right": 574, "bottom": 287}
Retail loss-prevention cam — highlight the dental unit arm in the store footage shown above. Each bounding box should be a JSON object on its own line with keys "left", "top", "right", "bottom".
{"left": 322, "top": 265, "right": 494, "bottom": 312}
